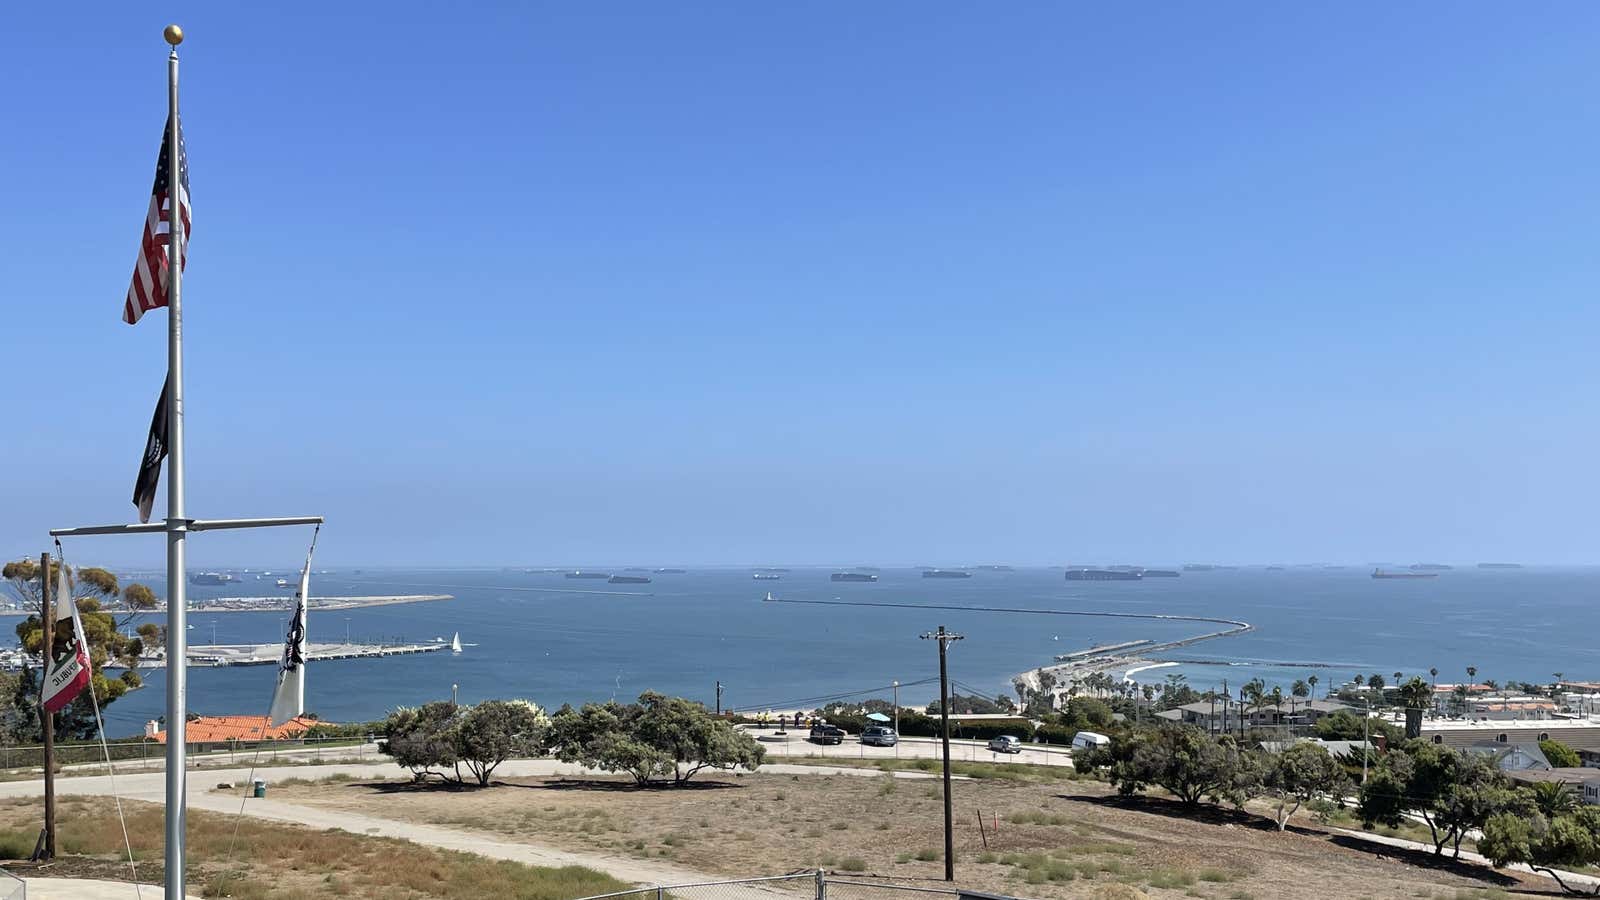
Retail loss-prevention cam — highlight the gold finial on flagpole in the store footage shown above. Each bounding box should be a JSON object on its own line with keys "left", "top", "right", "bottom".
{"left": 164, "top": 24, "right": 184, "bottom": 46}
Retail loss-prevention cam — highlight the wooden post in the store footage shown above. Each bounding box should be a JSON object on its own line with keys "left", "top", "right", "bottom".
{"left": 39, "top": 552, "right": 56, "bottom": 860}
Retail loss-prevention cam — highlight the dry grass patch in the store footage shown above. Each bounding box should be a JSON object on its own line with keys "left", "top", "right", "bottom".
{"left": 0, "top": 797, "right": 627, "bottom": 900}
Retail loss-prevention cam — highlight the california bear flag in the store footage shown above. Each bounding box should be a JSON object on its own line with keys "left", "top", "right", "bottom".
{"left": 268, "top": 548, "right": 313, "bottom": 726}
{"left": 42, "top": 563, "right": 92, "bottom": 714}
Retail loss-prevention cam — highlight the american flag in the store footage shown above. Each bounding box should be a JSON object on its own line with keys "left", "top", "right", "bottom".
{"left": 122, "top": 116, "right": 191, "bottom": 325}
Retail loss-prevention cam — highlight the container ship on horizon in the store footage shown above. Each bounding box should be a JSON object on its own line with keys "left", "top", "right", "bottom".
{"left": 1065, "top": 568, "right": 1143, "bottom": 581}
{"left": 1372, "top": 569, "right": 1438, "bottom": 579}
{"left": 831, "top": 572, "right": 878, "bottom": 583}
{"left": 922, "top": 569, "right": 972, "bottom": 579}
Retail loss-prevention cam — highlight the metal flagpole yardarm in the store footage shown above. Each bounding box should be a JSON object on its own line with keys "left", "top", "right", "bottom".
{"left": 49, "top": 26, "right": 322, "bottom": 900}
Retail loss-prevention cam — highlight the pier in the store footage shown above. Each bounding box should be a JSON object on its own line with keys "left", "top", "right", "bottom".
{"left": 110, "top": 638, "right": 461, "bottom": 669}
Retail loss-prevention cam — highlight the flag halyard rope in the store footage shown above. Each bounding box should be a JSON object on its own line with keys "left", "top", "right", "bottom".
{"left": 56, "top": 539, "right": 143, "bottom": 900}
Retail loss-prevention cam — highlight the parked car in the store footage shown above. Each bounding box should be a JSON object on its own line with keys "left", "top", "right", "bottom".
{"left": 986, "top": 734, "right": 1023, "bottom": 754}
{"left": 861, "top": 726, "right": 898, "bottom": 747}
{"left": 809, "top": 725, "right": 846, "bottom": 745}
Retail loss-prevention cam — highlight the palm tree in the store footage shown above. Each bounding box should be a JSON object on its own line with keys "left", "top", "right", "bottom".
{"left": 1291, "top": 679, "right": 1309, "bottom": 717}
{"left": 1308, "top": 674, "right": 1320, "bottom": 699}
{"left": 1352, "top": 673, "right": 1366, "bottom": 687}
{"left": 1531, "top": 781, "right": 1577, "bottom": 818}
{"left": 1270, "top": 686, "right": 1285, "bottom": 728}
{"left": 1242, "top": 678, "right": 1267, "bottom": 731}
{"left": 1467, "top": 666, "right": 1477, "bottom": 684}
{"left": 1398, "top": 676, "right": 1432, "bottom": 739}
{"left": 1394, "top": 672, "right": 1403, "bottom": 686}
{"left": 1429, "top": 666, "right": 1439, "bottom": 689}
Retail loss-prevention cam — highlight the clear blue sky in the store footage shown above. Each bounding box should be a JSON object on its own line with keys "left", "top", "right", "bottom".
{"left": 7, "top": 4, "right": 1599, "bottom": 567}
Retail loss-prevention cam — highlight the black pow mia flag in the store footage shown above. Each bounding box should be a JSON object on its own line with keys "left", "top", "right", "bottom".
{"left": 133, "top": 376, "right": 170, "bottom": 524}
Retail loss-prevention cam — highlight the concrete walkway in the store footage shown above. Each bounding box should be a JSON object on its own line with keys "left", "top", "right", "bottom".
{"left": 1331, "top": 827, "right": 1600, "bottom": 892}
{"left": 19, "top": 878, "right": 192, "bottom": 900}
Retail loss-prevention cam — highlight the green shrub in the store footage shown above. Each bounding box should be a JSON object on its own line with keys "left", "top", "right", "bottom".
{"left": 838, "top": 857, "right": 867, "bottom": 872}
{"left": 914, "top": 848, "right": 938, "bottom": 862}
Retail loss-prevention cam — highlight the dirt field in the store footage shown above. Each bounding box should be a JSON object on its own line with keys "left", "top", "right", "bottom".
{"left": 0, "top": 796, "right": 628, "bottom": 900}
{"left": 262, "top": 768, "right": 1545, "bottom": 899}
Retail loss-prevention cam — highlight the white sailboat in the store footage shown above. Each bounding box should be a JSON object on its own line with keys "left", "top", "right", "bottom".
{"left": 450, "top": 632, "right": 462, "bottom": 653}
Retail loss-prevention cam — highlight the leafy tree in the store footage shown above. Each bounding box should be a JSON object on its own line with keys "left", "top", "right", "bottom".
{"left": 1262, "top": 743, "right": 1352, "bottom": 831}
{"left": 1542, "top": 739, "right": 1583, "bottom": 769}
{"left": 456, "top": 700, "right": 548, "bottom": 786}
{"left": 1481, "top": 807, "right": 1600, "bottom": 896}
{"left": 548, "top": 701, "right": 670, "bottom": 784}
{"left": 380, "top": 701, "right": 462, "bottom": 782}
{"left": 1359, "top": 742, "right": 1528, "bottom": 857}
{"left": 1064, "top": 696, "right": 1113, "bottom": 729}
{"left": 1367, "top": 673, "right": 1386, "bottom": 692}
{"left": 1108, "top": 726, "right": 1256, "bottom": 808}
{"left": 1314, "top": 709, "right": 1402, "bottom": 745}
{"left": 927, "top": 693, "right": 1005, "bottom": 715}
{"left": 631, "top": 691, "right": 764, "bottom": 784}
{"left": 379, "top": 699, "right": 548, "bottom": 786}
{"left": 546, "top": 692, "right": 765, "bottom": 786}
{"left": 2, "top": 558, "right": 157, "bottom": 740}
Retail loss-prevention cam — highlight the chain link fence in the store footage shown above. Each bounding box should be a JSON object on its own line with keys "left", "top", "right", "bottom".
{"left": 0, "top": 736, "right": 380, "bottom": 772}
{"left": 569, "top": 872, "right": 1021, "bottom": 900}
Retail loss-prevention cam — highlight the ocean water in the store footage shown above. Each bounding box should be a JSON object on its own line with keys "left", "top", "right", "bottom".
{"left": 88, "top": 566, "right": 1600, "bottom": 737}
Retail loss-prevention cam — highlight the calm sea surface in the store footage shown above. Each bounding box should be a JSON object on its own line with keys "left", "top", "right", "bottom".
{"left": 88, "top": 566, "right": 1600, "bottom": 737}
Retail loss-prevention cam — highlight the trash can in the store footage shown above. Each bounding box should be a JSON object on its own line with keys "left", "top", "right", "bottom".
{"left": 252, "top": 778, "right": 267, "bottom": 798}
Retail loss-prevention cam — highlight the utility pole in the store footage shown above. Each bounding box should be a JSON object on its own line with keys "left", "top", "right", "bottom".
{"left": 38, "top": 553, "right": 55, "bottom": 861}
{"left": 922, "top": 626, "right": 963, "bottom": 882}
{"left": 1362, "top": 696, "right": 1371, "bottom": 784}
{"left": 715, "top": 681, "right": 723, "bottom": 716}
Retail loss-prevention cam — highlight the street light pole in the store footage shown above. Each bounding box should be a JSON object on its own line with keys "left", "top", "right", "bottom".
{"left": 892, "top": 680, "right": 901, "bottom": 758}
{"left": 922, "top": 626, "right": 964, "bottom": 882}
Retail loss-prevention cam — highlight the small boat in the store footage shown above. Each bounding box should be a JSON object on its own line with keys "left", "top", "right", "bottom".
{"left": 450, "top": 633, "right": 462, "bottom": 653}
{"left": 762, "top": 592, "right": 777, "bottom": 602}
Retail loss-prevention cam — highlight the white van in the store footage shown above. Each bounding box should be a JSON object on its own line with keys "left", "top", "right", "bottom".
{"left": 1071, "top": 731, "right": 1111, "bottom": 752}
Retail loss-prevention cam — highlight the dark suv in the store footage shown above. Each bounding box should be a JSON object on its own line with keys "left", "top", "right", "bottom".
{"left": 809, "top": 724, "right": 846, "bottom": 745}
{"left": 861, "top": 726, "right": 898, "bottom": 747}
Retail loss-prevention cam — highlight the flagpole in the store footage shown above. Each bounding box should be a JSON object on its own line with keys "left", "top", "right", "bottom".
{"left": 161, "top": 23, "right": 189, "bottom": 900}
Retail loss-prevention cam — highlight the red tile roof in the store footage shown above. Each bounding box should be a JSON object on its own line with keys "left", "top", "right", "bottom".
{"left": 152, "top": 715, "right": 319, "bottom": 744}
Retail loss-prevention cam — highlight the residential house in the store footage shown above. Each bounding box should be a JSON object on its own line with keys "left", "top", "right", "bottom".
{"left": 1507, "top": 768, "right": 1600, "bottom": 806}
{"left": 1463, "top": 741, "right": 1551, "bottom": 773}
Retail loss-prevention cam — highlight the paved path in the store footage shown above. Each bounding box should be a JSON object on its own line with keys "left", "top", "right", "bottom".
{"left": 753, "top": 732, "right": 1075, "bottom": 768}
{"left": 1331, "top": 827, "right": 1600, "bottom": 892}
{"left": 19, "top": 877, "right": 194, "bottom": 900}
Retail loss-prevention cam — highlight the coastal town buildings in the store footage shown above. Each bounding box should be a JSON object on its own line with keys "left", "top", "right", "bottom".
{"left": 1154, "top": 699, "right": 1352, "bottom": 731}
